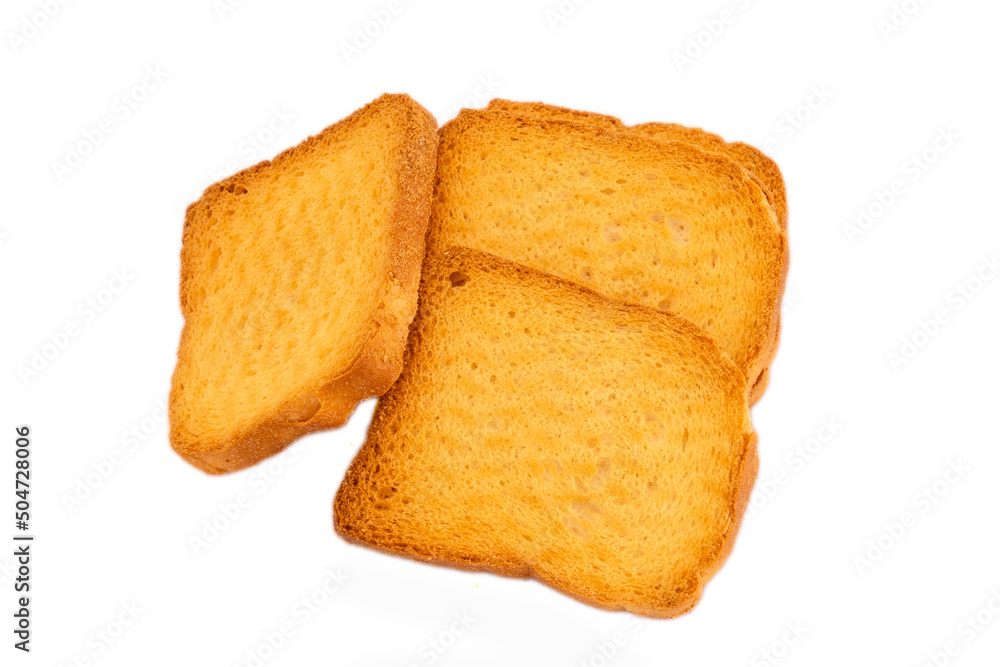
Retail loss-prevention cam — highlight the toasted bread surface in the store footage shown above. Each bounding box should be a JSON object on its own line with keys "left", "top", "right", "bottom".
{"left": 170, "top": 94, "right": 438, "bottom": 474}
{"left": 633, "top": 123, "right": 787, "bottom": 230}
{"left": 430, "top": 108, "right": 786, "bottom": 390}
{"left": 335, "top": 247, "right": 757, "bottom": 617}
{"left": 487, "top": 100, "right": 788, "bottom": 402}
{"left": 487, "top": 100, "right": 787, "bottom": 228}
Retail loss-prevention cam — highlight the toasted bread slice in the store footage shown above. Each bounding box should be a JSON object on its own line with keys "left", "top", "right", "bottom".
{"left": 170, "top": 94, "right": 437, "bottom": 474}
{"left": 486, "top": 100, "right": 787, "bottom": 403}
{"left": 486, "top": 100, "right": 787, "bottom": 228}
{"left": 335, "top": 247, "right": 757, "bottom": 617}
{"left": 635, "top": 122, "right": 787, "bottom": 229}
{"left": 430, "top": 108, "right": 787, "bottom": 393}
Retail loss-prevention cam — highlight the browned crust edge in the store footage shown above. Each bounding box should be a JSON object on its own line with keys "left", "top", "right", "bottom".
{"left": 438, "top": 106, "right": 787, "bottom": 404}
{"left": 600, "top": 116, "right": 788, "bottom": 403}
{"left": 169, "top": 94, "right": 438, "bottom": 474}
{"left": 487, "top": 98, "right": 626, "bottom": 130}
{"left": 479, "top": 101, "right": 788, "bottom": 404}
{"left": 334, "top": 246, "right": 757, "bottom": 618}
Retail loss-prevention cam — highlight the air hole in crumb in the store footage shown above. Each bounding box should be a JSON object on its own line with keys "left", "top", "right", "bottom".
{"left": 657, "top": 298, "right": 672, "bottom": 311}
{"left": 449, "top": 271, "right": 469, "bottom": 287}
{"left": 603, "top": 224, "right": 623, "bottom": 243}
{"left": 209, "top": 247, "right": 221, "bottom": 273}
{"left": 601, "top": 188, "right": 615, "bottom": 195}
{"left": 571, "top": 500, "right": 604, "bottom": 521}
{"left": 667, "top": 215, "right": 691, "bottom": 245}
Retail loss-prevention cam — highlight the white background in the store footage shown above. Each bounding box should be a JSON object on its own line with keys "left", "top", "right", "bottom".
{"left": 2, "top": 0, "right": 1000, "bottom": 665}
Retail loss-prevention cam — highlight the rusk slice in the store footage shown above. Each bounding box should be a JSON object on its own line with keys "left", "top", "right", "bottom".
{"left": 335, "top": 247, "right": 758, "bottom": 617}
{"left": 485, "top": 100, "right": 787, "bottom": 403}
{"left": 170, "top": 94, "right": 437, "bottom": 474}
{"left": 431, "top": 107, "right": 787, "bottom": 396}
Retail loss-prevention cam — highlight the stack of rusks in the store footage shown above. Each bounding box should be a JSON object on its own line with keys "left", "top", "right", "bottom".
{"left": 169, "top": 94, "right": 788, "bottom": 618}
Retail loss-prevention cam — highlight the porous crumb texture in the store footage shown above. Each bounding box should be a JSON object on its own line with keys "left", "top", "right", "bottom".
{"left": 430, "top": 107, "right": 787, "bottom": 393}
{"left": 170, "top": 93, "right": 438, "bottom": 474}
{"left": 335, "top": 247, "right": 757, "bottom": 618}
{"left": 484, "top": 100, "right": 789, "bottom": 401}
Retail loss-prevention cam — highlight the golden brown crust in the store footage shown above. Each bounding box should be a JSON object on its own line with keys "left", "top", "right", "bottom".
{"left": 612, "top": 119, "right": 788, "bottom": 403}
{"left": 487, "top": 98, "right": 626, "bottom": 130}
{"left": 629, "top": 123, "right": 787, "bottom": 231}
{"left": 335, "top": 246, "right": 757, "bottom": 618}
{"left": 481, "top": 101, "right": 788, "bottom": 403}
{"left": 338, "top": 436, "right": 758, "bottom": 619}
{"left": 728, "top": 142, "right": 788, "bottom": 230}
{"left": 436, "top": 107, "right": 786, "bottom": 402}
{"left": 170, "top": 94, "right": 438, "bottom": 474}
{"left": 749, "top": 221, "right": 790, "bottom": 405}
